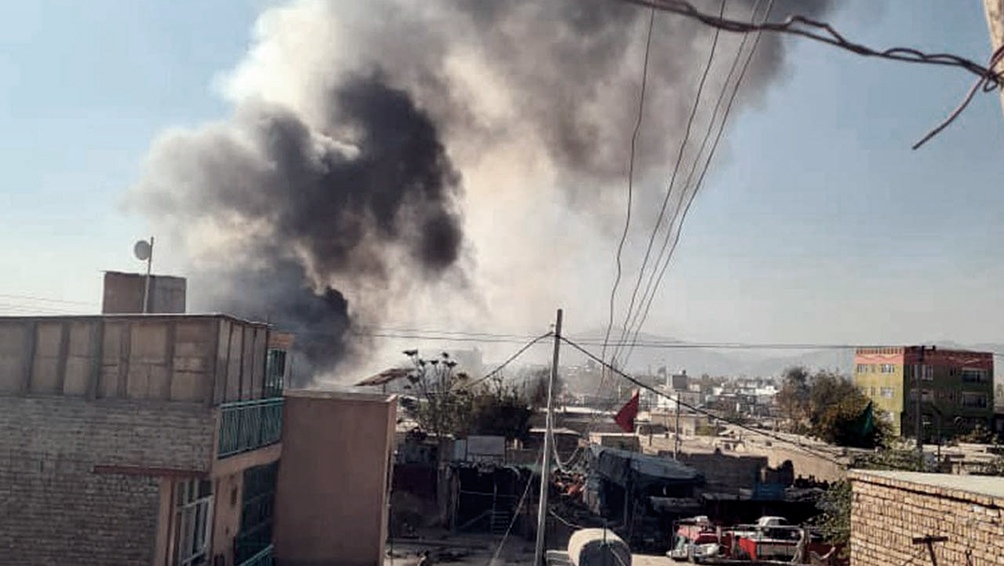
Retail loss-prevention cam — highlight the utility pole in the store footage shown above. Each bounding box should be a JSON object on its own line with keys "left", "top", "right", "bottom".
{"left": 534, "top": 309, "right": 563, "bottom": 566}
{"left": 673, "top": 392, "right": 681, "bottom": 459}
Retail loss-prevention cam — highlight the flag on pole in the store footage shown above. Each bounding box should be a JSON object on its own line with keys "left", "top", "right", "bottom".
{"left": 614, "top": 390, "right": 640, "bottom": 433}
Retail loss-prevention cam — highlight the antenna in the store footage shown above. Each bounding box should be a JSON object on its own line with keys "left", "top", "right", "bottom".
{"left": 134, "top": 237, "right": 154, "bottom": 313}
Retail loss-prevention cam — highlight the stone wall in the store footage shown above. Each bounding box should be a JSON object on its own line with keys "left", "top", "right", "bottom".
{"left": 850, "top": 470, "right": 1004, "bottom": 566}
{"left": 0, "top": 395, "right": 215, "bottom": 565}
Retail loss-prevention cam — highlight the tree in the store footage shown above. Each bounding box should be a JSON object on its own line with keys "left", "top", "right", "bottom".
{"left": 400, "top": 350, "right": 539, "bottom": 442}
{"left": 815, "top": 449, "right": 926, "bottom": 552}
{"left": 400, "top": 351, "right": 474, "bottom": 440}
{"left": 775, "top": 366, "right": 811, "bottom": 431}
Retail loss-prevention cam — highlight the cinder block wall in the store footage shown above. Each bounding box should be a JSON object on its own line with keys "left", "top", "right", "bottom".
{"left": 0, "top": 395, "right": 214, "bottom": 566}
{"left": 850, "top": 471, "right": 1004, "bottom": 566}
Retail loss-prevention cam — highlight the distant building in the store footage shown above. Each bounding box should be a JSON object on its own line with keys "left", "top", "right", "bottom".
{"left": 853, "top": 346, "right": 993, "bottom": 438}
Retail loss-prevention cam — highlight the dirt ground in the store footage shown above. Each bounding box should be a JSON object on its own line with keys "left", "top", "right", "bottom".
{"left": 384, "top": 529, "right": 674, "bottom": 566}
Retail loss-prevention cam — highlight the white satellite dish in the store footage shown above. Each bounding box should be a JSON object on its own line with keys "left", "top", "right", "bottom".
{"left": 134, "top": 239, "right": 152, "bottom": 261}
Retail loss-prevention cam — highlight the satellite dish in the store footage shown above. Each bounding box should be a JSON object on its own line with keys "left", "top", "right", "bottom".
{"left": 134, "top": 240, "right": 152, "bottom": 261}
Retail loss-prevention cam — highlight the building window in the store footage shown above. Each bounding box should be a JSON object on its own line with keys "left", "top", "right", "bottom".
{"left": 879, "top": 364, "right": 896, "bottom": 373}
{"left": 961, "top": 392, "right": 988, "bottom": 409}
{"left": 174, "top": 479, "right": 213, "bottom": 566}
{"left": 264, "top": 349, "right": 287, "bottom": 397}
{"left": 855, "top": 364, "right": 867, "bottom": 374}
{"left": 908, "top": 389, "right": 933, "bottom": 402}
{"left": 880, "top": 387, "right": 895, "bottom": 399}
{"left": 961, "top": 368, "right": 988, "bottom": 384}
{"left": 920, "top": 365, "right": 934, "bottom": 381}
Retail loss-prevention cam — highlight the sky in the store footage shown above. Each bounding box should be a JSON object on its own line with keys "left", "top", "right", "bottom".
{"left": 1, "top": 0, "right": 1003, "bottom": 362}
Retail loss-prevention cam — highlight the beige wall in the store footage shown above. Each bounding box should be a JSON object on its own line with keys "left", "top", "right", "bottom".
{"left": 0, "top": 314, "right": 274, "bottom": 405}
{"left": 274, "top": 390, "right": 396, "bottom": 566}
{"left": 850, "top": 470, "right": 1004, "bottom": 566}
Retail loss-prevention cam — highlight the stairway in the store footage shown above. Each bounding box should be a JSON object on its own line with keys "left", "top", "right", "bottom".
{"left": 489, "top": 509, "right": 512, "bottom": 535}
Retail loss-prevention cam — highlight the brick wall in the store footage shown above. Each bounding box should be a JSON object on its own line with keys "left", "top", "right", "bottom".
{"left": 0, "top": 394, "right": 215, "bottom": 565}
{"left": 850, "top": 471, "right": 1004, "bottom": 566}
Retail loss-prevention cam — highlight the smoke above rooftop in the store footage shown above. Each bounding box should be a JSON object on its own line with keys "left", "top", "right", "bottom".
{"left": 129, "top": 0, "right": 835, "bottom": 384}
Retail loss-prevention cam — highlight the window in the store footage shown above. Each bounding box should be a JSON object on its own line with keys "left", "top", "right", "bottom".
{"left": 880, "top": 387, "right": 895, "bottom": 399}
{"left": 855, "top": 364, "right": 867, "bottom": 374}
{"left": 908, "top": 389, "right": 933, "bottom": 402}
{"left": 961, "top": 392, "right": 988, "bottom": 409}
{"left": 264, "top": 349, "right": 287, "bottom": 397}
{"left": 961, "top": 368, "right": 988, "bottom": 383}
{"left": 879, "top": 364, "right": 896, "bottom": 374}
{"left": 915, "top": 365, "right": 935, "bottom": 383}
{"left": 174, "top": 479, "right": 213, "bottom": 566}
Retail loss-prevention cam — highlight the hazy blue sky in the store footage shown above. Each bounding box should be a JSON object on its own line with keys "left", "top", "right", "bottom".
{"left": 1, "top": 1, "right": 1002, "bottom": 349}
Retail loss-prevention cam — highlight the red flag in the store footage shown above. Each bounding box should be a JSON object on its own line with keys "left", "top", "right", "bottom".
{"left": 614, "top": 390, "right": 640, "bottom": 433}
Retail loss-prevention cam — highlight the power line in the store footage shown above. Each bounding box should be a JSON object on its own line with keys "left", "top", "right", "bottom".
{"left": 612, "top": 0, "right": 730, "bottom": 371}
{"left": 602, "top": 6, "right": 657, "bottom": 379}
{"left": 487, "top": 459, "right": 538, "bottom": 566}
{"left": 463, "top": 332, "right": 553, "bottom": 389}
{"left": 0, "top": 293, "right": 97, "bottom": 306}
{"left": 620, "top": 0, "right": 1001, "bottom": 81}
{"left": 619, "top": 0, "right": 773, "bottom": 367}
{"left": 562, "top": 336, "right": 849, "bottom": 468}
{"left": 617, "top": 0, "right": 1003, "bottom": 147}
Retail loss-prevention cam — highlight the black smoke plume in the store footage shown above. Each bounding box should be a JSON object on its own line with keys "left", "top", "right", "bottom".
{"left": 132, "top": 0, "right": 836, "bottom": 383}
{"left": 132, "top": 72, "right": 463, "bottom": 384}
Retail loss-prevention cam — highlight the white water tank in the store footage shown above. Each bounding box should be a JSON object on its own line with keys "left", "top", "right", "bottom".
{"left": 567, "top": 529, "right": 631, "bottom": 566}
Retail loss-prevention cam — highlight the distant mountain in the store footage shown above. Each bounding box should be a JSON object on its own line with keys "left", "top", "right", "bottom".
{"left": 563, "top": 328, "right": 853, "bottom": 378}
{"left": 561, "top": 330, "right": 1001, "bottom": 380}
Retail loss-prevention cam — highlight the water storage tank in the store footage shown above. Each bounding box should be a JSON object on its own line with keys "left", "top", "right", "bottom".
{"left": 566, "top": 529, "right": 631, "bottom": 566}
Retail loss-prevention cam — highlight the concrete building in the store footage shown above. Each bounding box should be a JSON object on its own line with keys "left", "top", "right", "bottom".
{"left": 101, "top": 271, "right": 187, "bottom": 315}
{"left": 850, "top": 470, "right": 1004, "bottom": 566}
{"left": 853, "top": 346, "right": 993, "bottom": 438}
{"left": 0, "top": 313, "right": 290, "bottom": 566}
{"left": 274, "top": 390, "right": 397, "bottom": 566}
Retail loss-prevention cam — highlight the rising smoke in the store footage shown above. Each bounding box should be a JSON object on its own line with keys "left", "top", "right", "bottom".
{"left": 130, "top": 0, "right": 835, "bottom": 384}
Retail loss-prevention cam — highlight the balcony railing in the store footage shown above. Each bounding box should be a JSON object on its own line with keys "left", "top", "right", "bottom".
{"left": 218, "top": 398, "right": 283, "bottom": 458}
{"left": 236, "top": 544, "right": 275, "bottom": 566}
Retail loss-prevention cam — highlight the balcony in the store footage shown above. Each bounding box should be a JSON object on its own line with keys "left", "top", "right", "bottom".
{"left": 236, "top": 544, "right": 275, "bottom": 566}
{"left": 218, "top": 398, "right": 283, "bottom": 458}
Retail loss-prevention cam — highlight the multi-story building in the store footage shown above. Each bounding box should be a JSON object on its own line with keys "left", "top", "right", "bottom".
{"left": 853, "top": 346, "right": 993, "bottom": 439}
{"left": 0, "top": 312, "right": 290, "bottom": 566}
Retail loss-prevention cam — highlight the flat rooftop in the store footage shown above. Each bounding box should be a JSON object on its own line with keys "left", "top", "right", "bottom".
{"left": 852, "top": 470, "right": 1004, "bottom": 501}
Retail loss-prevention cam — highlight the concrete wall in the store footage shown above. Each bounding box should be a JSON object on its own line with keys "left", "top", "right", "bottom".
{"left": 0, "top": 315, "right": 273, "bottom": 406}
{"left": 850, "top": 470, "right": 1004, "bottom": 566}
{"left": 102, "top": 271, "right": 187, "bottom": 314}
{"left": 0, "top": 395, "right": 215, "bottom": 566}
{"left": 274, "top": 390, "right": 397, "bottom": 566}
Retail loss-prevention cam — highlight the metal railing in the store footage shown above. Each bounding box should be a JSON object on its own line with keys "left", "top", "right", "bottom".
{"left": 236, "top": 543, "right": 275, "bottom": 566}
{"left": 218, "top": 398, "right": 283, "bottom": 458}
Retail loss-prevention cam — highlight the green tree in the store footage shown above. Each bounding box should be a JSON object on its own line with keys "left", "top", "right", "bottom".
{"left": 815, "top": 449, "right": 926, "bottom": 551}
{"left": 776, "top": 366, "right": 811, "bottom": 430}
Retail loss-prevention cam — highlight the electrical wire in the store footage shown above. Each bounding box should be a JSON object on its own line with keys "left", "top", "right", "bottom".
{"left": 619, "top": 0, "right": 773, "bottom": 367}
{"left": 488, "top": 453, "right": 539, "bottom": 565}
{"left": 617, "top": 0, "right": 1002, "bottom": 147}
{"left": 611, "top": 0, "right": 729, "bottom": 373}
{"left": 0, "top": 293, "right": 97, "bottom": 306}
{"left": 619, "top": 0, "right": 1001, "bottom": 83}
{"left": 462, "top": 332, "right": 553, "bottom": 389}
{"left": 602, "top": 7, "right": 658, "bottom": 381}
{"left": 562, "top": 336, "right": 849, "bottom": 468}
